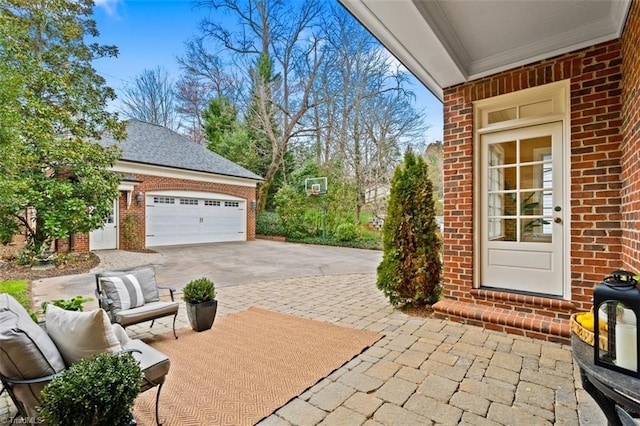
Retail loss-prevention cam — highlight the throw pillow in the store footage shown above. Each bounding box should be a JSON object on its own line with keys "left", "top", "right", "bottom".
{"left": 45, "top": 304, "right": 122, "bottom": 366}
{"left": 99, "top": 274, "right": 145, "bottom": 311}
{"left": 130, "top": 267, "right": 160, "bottom": 303}
{"left": 100, "top": 267, "right": 159, "bottom": 304}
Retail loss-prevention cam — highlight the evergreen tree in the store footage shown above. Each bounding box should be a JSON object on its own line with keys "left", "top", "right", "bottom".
{"left": 376, "top": 150, "right": 442, "bottom": 307}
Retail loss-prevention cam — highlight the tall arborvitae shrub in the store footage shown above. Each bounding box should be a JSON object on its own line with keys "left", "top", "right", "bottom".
{"left": 377, "top": 150, "right": 442, "bottom": 306}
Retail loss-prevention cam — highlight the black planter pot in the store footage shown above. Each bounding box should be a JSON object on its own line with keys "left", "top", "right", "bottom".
{"left": 186, "top": 300, "right": 218, "bottom": 332}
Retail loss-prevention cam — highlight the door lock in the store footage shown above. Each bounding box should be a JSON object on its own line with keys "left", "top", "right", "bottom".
{"left": 554, "top": 206, "right": 562, "bottom": 212}
{"left": 554, "top": 217, "right": 562, "bottom": 224}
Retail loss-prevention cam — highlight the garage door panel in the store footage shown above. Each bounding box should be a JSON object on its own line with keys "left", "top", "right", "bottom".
{"left": 146, "top": 196, "right": 246, "bottom": 246}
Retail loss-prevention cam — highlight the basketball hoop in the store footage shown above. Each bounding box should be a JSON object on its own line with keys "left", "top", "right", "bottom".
{"left": 304, "top": 178, "right": 327, "bottom": 197}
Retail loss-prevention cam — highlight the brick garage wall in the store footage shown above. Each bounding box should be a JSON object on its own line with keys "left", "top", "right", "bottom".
{"left": 621, "top": 1, "right": 640, "bottom": 273}
{"left": 443, "top": 40, "right": 623, "bottom": 312}
{"left": 72, "top": 174, "right": 257, "bottom": 252}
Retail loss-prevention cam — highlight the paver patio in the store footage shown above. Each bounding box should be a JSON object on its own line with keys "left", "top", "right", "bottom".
{"left": 128, "top": 274, "right": 599, "bottom": 425}
{"left": 1, "top": 249, "right": 605, "bottom": 425}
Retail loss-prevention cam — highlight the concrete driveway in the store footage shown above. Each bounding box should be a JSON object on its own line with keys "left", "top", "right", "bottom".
{"left": 32, "top": 240, "right": 382, "bottom": 304}
{"left": 153, "top": 240, "right": 382, "bottom": 288}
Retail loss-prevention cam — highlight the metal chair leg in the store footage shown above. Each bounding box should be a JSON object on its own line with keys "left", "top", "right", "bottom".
{"left": 172, "top": 313, "right": 178, "bottom": 339}
{"left": 155, "top": 382, "right": 164, "bottom": 426}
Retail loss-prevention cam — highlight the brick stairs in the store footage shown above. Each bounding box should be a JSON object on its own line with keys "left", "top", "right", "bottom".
{"left": 432, "top": 288, "right": 576, "bottom": 345}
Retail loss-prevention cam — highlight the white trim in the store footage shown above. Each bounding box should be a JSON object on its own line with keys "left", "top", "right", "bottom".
{"left": 145, "top": 190, "right": 245, "bottom": 202}
{"left": 338, "top": 0, "right": 630, "bottom": 97}
{"left": 111, "top": 161, "right": 260, "bottom": 188}
{"left": 118, "top": 182, "right": 137, "bottom": 208}
{"left": 339, "top": 0, "right": 460, "bottom": 100}
{"left": 473, "top": 80, "right": 571, "bottom": 299}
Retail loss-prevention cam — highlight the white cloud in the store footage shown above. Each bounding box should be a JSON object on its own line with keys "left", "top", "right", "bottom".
{"left": 94, "top": 0, "right": 121, "bottom": 17}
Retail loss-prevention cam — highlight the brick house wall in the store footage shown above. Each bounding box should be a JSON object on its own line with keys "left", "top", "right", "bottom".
{"left": 442, "top": 39, "right": 624, "bottom": 313}
{"left": 621, "top": 0, "right": 640, "bottom": 273}
{"left": 70, "top": 173, "right": 257, "bottom": 252}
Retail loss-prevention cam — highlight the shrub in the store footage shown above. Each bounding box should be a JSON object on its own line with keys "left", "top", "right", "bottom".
{"left": 256, "top": 211, "right": 284, "bottom": 236}
{"left": 183, "top": 277, "right": 216, "bottom": 304}
{"left": 39, "top": 352, "right": 143, "bottom": 426}
{"left": 121, "top": 213, "right": 141, "bottom": 248}
{"left": 377, "top": 150, "right": 442, "bottom": 307}
{"left": 334, "top": 222, "right": 359, "bottom": 242}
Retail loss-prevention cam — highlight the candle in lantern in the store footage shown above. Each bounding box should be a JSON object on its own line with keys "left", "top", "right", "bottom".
{"left": 616, "top": 320, "right": 637, "bottom": 372}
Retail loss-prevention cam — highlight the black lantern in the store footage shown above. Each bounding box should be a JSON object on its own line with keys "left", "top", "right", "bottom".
{"left": 594, "top": 270, "right": 640, "bottom": 377}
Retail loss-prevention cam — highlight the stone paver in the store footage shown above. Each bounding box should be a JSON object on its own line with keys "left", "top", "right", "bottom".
{"left": 308, "top": 382, "right": 356, "bottom": 412}
{"left": 318, "top": 407, "right": 366, "bottom": 426}
{"left": 343, "top": 392, "right": 383, "bottom": 417}
{"left": 276, "top": 399, "right": 327, "bottom": 425}
{"left": 374, "top": 377, "right": 417, "bottom": 405}
{"left": 4, "top": 247, "right": 602, "bottom": 426}
{"left": 405, "top": 393, "right": 464, "bottom": 425}
{"left": 373, "top": 403, "right": 431, "bottom": 426}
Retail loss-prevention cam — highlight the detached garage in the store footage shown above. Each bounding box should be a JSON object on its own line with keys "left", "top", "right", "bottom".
{"left": 78, "top": 119, "right": 262, "bottom": 252}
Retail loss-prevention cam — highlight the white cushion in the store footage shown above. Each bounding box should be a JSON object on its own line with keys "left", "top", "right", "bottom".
{"left": 45, "top": 305, "right": 122, "bottom": 365}
{"left": 99, "top": 274, "right": 145, "bottom": 311}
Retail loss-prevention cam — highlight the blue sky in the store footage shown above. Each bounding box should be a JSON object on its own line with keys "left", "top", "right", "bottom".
{"left": 92, "top": 0, "right": 443, "bottom": 143}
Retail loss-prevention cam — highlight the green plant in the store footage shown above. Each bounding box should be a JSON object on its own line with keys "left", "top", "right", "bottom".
{"left": 183, "top": 277, "right": 216, "bottom": 304}
{"left": 39, "top": 352, "right": 143, "bottom": 426}
{"left": 41, "top": 295, "right": 93, "bottom": 312}
{"left": 334, "top": 222, "right": 359, "bottom": 242}
{"left": 256, "top": 211, "right": 284, "bottom": 236}
{"left": 377, "top": 150, "right": 442, "bottom": 307}
{"left": 0, "top": 280, "right": 30, "bottom": 310}
{"left": 121, "top": 213, "right": 141, "bottom": 248}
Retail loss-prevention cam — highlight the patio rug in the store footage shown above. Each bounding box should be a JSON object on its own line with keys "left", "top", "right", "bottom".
{"left": 133, "top": 307, "right": 383, "bottom": 425}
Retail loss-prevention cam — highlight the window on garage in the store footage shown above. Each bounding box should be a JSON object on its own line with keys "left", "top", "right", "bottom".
{"left": 180, "top": 198, "right": 199, "bottom": 205}
{"left": 154, "top": 197, "right": 175, "bottom": 204}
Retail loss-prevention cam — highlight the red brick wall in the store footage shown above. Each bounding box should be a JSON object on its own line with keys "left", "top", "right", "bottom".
{"left": 443, "top": 40, "right": 623, "bottom": 312}
{"left": 71, "top": 174, "right": 257, "bottom": 251}
{"left": 621, "top": 1, "right": 640, "bottom": 274}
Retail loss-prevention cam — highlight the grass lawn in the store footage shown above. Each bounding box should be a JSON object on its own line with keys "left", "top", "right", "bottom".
{"left": 0, "top": 279, "right": 30, "bottom": 310}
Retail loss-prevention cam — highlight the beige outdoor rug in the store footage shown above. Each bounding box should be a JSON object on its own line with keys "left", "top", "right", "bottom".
{"left": 133, "top": 307, "right": 382, "bottom": 425}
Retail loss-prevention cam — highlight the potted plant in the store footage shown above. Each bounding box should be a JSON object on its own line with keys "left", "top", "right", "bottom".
{"left": 183, "top": 277, "right": 217, "bottom": 332}
{"left": 39, "top": 352, "right": 143, "bottom": 426}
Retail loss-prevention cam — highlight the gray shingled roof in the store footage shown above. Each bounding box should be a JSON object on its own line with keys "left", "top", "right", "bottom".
{"left": 99, "top": 119, "right": 263, "bottom": 181}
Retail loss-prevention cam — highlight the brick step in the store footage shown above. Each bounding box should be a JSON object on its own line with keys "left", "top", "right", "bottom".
{"left": 433, "top": 294, "right": 574, "bottom": 345}
{"left": 469, "top": 288, "right": 576, "bottom": 318}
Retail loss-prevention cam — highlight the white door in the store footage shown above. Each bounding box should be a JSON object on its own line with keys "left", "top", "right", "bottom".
{"left": 90, "top": 199, "right": 117, "bottom": 250}
{"left": 146, "top": 196, "right": 246, "bottom": 247}
{"left": 481, "top": 122, "right": 564, "bottom": 296}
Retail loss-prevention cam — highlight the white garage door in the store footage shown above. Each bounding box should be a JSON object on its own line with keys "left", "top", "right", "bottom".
{"left": 146, "top": 195, "right": 246, "bottom": 247}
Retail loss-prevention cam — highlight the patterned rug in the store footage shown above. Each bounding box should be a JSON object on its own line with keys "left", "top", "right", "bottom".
{"left": 133, "top": 307, "right": 382, "bottom": 425}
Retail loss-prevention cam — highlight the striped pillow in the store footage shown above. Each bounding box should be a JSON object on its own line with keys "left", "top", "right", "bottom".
{"left": 99, "top": 274, "right": 145, "bottom": 311}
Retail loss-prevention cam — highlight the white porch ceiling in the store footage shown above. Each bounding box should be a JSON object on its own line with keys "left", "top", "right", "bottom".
{"left": 339, "top": 0, "right": 631, "bottom": 101}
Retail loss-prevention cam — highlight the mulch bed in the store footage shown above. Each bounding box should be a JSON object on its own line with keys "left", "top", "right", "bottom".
{"left": 0, "top": 242, "right": 100, "bottom": 282}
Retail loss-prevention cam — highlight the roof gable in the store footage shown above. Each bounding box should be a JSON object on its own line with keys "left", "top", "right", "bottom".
{"left": 99, "top": 120, "right": 262, "bottom": 181}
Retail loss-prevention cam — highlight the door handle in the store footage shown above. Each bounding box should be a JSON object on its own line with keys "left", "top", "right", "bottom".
{"left": 554, "top": 217, "right": 562, "bottom": 224}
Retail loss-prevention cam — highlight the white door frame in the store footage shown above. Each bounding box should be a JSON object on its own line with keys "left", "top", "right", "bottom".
{"left": 472, "top": 80, "right": 571, "bottom": 298}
